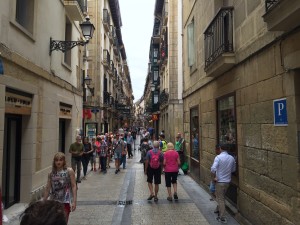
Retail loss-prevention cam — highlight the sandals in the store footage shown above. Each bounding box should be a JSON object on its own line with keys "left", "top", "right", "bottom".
{"left": 147, "top": 195, "right": 155, "bottom": 201}
{"left": 167, "top": 197, "right": 172, "bottom": 201}
{"left": 154, "top": 197, "right": 158, "bottom": 202}
{"left": 174, "top": 192, "right": 178, "bottom": 200}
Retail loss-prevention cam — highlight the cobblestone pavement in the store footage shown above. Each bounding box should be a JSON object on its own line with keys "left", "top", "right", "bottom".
{"left": 4, "top": 135, "right": 241, "bottom": 225}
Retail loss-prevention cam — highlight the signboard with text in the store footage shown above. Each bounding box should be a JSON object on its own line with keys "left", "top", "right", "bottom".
{"left": 273, "top": 98, "right": 288, "bottom": 126}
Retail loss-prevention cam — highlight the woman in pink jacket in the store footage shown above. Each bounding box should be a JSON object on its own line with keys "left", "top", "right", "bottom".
{"left": 163, "top": 142, "right": 181, "bottom": 201}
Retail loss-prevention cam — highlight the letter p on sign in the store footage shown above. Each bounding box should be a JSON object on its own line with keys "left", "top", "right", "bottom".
{"left": 274, "top": 98, "right": 288, "bottom": 126}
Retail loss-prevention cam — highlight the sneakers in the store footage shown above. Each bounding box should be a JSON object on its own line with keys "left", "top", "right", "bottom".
{"left": 173, "top": 192, "right": 178, "bottom": 200}
{"left": 216, "top": 217, "right": 227, "bottom": 224}
{"left": 82, "top": 176, "right": 87, "bottom": 180}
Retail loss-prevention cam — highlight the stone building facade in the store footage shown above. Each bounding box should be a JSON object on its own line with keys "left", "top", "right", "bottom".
{"left": 147, "top": 0, "right": 183, "bottom": 142}
{"left": 182, "top": 0, "right": 300, "bottom": 224}
{"left": 0, "top": 0, "right": 87, "bottom": 208}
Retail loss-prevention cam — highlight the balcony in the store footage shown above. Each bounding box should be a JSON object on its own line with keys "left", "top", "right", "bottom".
{"left": 263, "top": 0, "right": 300, "bottom": 31}
{"left": 159, "top": 89, "right": 169, "bottom": 108}
{"left": 102, "top": 49, "right": 110, "bottom": 68}
{"left": 64, "top": 0, "right": 86, "bottom": 21}
{"left": 152, "top": 18, "right": 161, "bottom": 44}
{"left": 204, "top": 7, "right": 235, "bottom": 77}
{"left": 103, "top": 9, "right": 111, "bottom": 32}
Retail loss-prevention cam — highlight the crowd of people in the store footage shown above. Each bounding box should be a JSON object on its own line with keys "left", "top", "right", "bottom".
{"left": 19, "top": 127, "right": 236, "bottom": 225}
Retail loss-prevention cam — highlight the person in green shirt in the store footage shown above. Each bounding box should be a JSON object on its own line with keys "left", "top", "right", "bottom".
{"left": 175, "top": 133, "right": 185, "bottom": 163}
{"left": 69, "top": 135, "right": 84, "bottom": 183}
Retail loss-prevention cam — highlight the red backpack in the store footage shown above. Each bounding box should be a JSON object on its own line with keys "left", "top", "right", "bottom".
{"left": 149, "top": 150, "right": 161, "bottom": 169}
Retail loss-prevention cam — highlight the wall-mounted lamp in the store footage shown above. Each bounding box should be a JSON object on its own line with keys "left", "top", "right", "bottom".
{"left": 150, "top": 84, "right": 155, "bottom": 92}
{"left": 83, "top": 75, "right": 94, "bottom": 96}
{"left": 50, "top": 18, "right": 95, "bottom": 55}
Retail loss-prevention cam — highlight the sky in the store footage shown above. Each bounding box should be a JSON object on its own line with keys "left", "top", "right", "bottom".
{"left": 119, "top": 0, "right": 155, "bottom": 102}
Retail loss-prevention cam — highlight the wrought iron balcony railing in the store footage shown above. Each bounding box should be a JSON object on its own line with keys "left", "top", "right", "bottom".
{"left": 265, "top": 0, "right": 279, "bottom": 11}
{"left": 204, "top": 7, "right": 234, "bottom": 68}
{"left": 159, "top": 89, "right": 169, "bottom": 106}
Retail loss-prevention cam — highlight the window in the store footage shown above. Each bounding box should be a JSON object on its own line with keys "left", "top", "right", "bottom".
{"left": 187, "top": 19, "right": 195, "bottom": 67}
{"left": 153, "top": 67, "right": 159, "bottom": 84}
{"left": 16, "top": 0, "right": 34, "bottom": 33}
{"left": 217, "top": 94, "right": 236, "bottom": 155}
{"left": 190, "top": 107, "right": 199, "bottom": 160}
{"left": 64, "top": 17, "right": 72, "bottom": 66}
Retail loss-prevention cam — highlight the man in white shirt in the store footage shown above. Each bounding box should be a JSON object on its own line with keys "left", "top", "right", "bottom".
{"left": 211, "top": 144, "right": 236, "bottom": 224}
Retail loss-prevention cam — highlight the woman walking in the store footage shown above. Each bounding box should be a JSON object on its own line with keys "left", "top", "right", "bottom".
{"left": 43, "top": 152, "right": 77, "bottom": 222}
{"left": 163, "top": 142, "right": 181, "bottom": 201}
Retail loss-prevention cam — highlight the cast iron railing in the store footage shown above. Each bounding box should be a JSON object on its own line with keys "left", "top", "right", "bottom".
{"left": 204, "top": 7, "right": 234, "bottom": 68}
{"left": 265, "top": 0, "right": 279, "bottom": 12}
{"left": 159, "top": 89, "right": 169, "bottom": 106}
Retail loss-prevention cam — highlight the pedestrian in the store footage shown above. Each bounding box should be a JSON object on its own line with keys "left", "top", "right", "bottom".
{"left": 175, "top": 133, "right": 185, "bottom": 164}
{"left": 163, "top": 142, "right": 180, "bottom": 201}
{"left": 211, "top": 144, "right": 236, "bottom": 224}
{"left": 68, "top": 135, "right": 84, "bottom": 183}
{"left": 99, "top": 135, "right": 108, "bottom": 173}
{"left": 139, "top": 137, "right": 152, "bottom": 173}
{"left": 106, "top": 135, "right": 113, "bottom": 169}
{"left": 82, "top": 137, "right": 93, "bottom": 180}
{"left": 20, "top": 200, "right": 67, "bottom": 225}
{"left": 113, "top": 134, "right": 126, "bottom": 174}
{"left": 159, "top": 134, "right": 168, "bottom": 153}
{"left": 145, "top": 141, "right": 164, "bottom": 202}
{"left": 91, "top": 137, "right": 97, "bottom": 171}
{"left": 43, "top": 152, "right": 77, "bottom": 222}
{"left": 126, "top": 132, "right": 134, "bottom": 158}
{"left": 120, "top": 135, "right": 127, "bottom": 169}
{"left": 95, "top": 135, "right": 101, "bottom": 170}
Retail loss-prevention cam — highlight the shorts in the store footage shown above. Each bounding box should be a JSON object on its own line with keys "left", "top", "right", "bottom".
{"left": 164, "top": 172, "right": 178, "bottom": 187}
{"left": 147, "top": 167, "right": 161, "bottom": 184}
{"left": 114, "top": 151, "right": 122, "bottom": 159}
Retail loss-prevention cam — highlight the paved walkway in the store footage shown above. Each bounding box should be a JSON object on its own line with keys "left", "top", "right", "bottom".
{"left": 4, "top": 135, "right": 241, "bottom": 225}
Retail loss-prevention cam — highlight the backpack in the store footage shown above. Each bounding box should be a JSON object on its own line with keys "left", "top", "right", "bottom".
{"left": 149, "top": 150, "right": 161, "bottom": 169}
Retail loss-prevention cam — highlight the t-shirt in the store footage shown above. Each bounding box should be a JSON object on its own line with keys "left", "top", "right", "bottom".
{"left": 69, "top": 142, "right": 84, "bottom": 157}
{"left": 164, "top": 150, "right": 179, "bottom": 173}
{"left": 114, "top": 139, "right": 125, "bottom": 153}
{"left": 50, "top": 169, "right": 72, "bottom": 204}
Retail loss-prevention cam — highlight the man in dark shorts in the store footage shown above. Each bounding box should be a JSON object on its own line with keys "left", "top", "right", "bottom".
{"left": 145, "top": 141, "right": 164, "bottom": 202}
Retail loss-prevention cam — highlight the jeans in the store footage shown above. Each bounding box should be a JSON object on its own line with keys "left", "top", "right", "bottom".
{"left": 100, "top": 156, "right": 107, "bottom": 171}
{"left": 71, "top": 157, "right": 82, "bottom": 181}
{"left": 120, "top": 155, "right": 126, "bottom": 169}
{"left": 81, "top": 156, "right": 90, "bottom": 176}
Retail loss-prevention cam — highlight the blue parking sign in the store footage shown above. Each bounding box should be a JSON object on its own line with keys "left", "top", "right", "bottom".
{"left": 273, "top": 98, "right": 288, "bottom": 126}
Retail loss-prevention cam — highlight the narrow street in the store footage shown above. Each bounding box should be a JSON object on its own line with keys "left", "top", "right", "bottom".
{"left": 5, "top": 135, "right": 240, "bottom": 225}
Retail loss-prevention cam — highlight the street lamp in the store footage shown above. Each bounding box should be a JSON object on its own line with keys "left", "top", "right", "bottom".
{"left": 50, "top": 17, "right": 95, "bottom": 55}
{"left": 84, "top": 75, "right": 92, "bottom": 86}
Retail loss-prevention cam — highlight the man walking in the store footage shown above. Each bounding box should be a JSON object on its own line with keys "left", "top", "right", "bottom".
{"left": 126, "top": 132, "right": 134, "bottom": 158}
{"left": 175, "top": 133, "right": 185, "bottom": 163}
{"left": 113, "top": 134, "right": 126, "bottom": 174}
{"left": 69, "top": 135, "right": 84, "bottom": 183}
{"left": 211, "top": 144, "right": 236, "bottom": 224}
